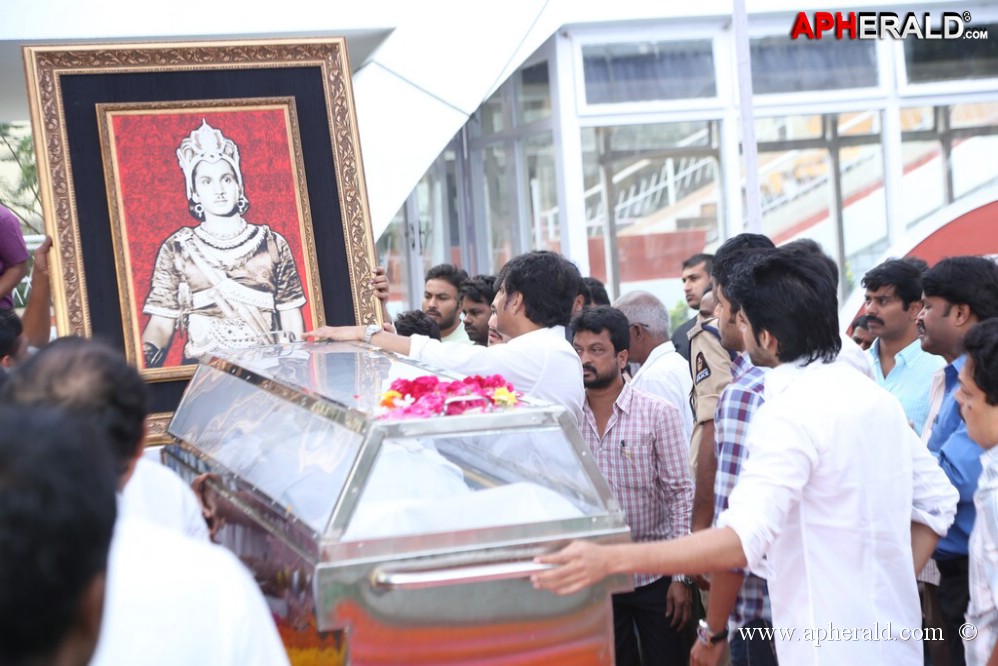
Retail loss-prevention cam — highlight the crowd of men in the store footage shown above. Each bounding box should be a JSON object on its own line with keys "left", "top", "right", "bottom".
{"left": 302, "top": 245, "right": 998, "bottom": 666}
{"left": 5, "top": 234, "right": 998, "bottom": 666}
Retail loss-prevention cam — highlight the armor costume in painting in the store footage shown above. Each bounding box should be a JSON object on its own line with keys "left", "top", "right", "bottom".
{"left": 141, "top": 120, "right": 305, "bottom": 366}
{"left": 143, "top": 223, "right": 304, "bottom": 362}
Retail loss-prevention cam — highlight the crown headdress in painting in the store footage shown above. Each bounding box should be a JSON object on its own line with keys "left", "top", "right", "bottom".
{"left": 176, "top": 120, "right": 243, "bottom": 200}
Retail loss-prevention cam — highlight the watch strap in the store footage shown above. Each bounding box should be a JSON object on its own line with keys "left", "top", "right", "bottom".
{"left": 698, "top": 619, "right": 729, "bottom": 646}
{"left": 363, "top": 324, "right": 381, "bottom": 344}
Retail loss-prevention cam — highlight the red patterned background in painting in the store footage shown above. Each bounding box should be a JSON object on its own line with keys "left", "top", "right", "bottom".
{"left": 110, "top": 108, "right": 315, "bottom": 368}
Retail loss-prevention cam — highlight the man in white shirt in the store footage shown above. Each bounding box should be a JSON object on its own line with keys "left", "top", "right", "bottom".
{"left": 308, "top": 251, "right": 585, "bottom": 425}
{"left": 422, "top": 263, "right": 474, "bottom": 344}
{"left": 5, "top": 337, "right": 208, "bottom": 541}
{"left": 90, "top": 518, "right": 290, "bottom": 666}
{"left": 613, "top": 289, "right": 693, "bottom": 441}
{"left": 533, "top": 248, "right": 958, "bottom": 665}
{"left": 5, "top": 338, "right": 290, "bottom": 665}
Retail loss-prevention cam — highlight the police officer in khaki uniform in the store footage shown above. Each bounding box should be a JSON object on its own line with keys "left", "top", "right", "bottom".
{"left": 687, "top": 289, "right": 734, "bottom": 533}
{"left": 686, "top": 289, "right": 735, "bottom": 666}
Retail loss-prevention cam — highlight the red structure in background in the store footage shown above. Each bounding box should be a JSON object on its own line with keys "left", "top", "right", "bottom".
{"left": 846, "top": 198, "right": 998, "bottom": 333}
{"left": 587, "top": 229, "right": 709, "bottom": 283}
{"left": 906, "top": 200, "right": 998, "bottom": 264}
{"left": 379, "top": 200, "right": 995, "bottom": 315}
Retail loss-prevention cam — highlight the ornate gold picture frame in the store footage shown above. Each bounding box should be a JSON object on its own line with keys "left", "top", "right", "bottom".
{"left": 24, "top": 39, "right": 380, "bottom": 438}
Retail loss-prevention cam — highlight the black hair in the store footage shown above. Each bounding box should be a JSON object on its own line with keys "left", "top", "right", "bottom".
{"left": 851, "top": 314, "right": 874, "bottom": 331}
{"left": 682, "top": 253, "right": 714, "bottom": 274}
{"left": 394, "top": 310, "right": 441, "bottom": 340}
{"left": 424, "top": 264, "right": 469, "bottom": 292}
{"left": 922, "top": 256, "right": 998, "bottom": 321}
{"left": 570, "top": 305, "right": 631, "bottom": 355}
{"left": 584, "top": 277, "right": 611, "bottom": 306}
{"left": 699, "top": 288, "right": 719, "bottom": 321}
{"left": 726, "top": 248, "right": 842, "bottom": 365}
{"left": 861, "top": 258, "right": 924, "bottom": 309}
{"left": 3, "top": 336, "right": 148, "bottom": 478}
{"left": 0, "top": 308, "right": 23, "bottom": 359}
{"left": 781, "top": 238, "right": 839, "bottom": 284}
{"left": 904, "top": 256, "right": 930, "bottom": 275}
{"left": 711, "top": 234, "right": 776, "bottom": 306}
{"left": 0, "top": 405, "right": 117, "bottom": 663}
{"left": 495, "top": 251, "right": 582, "bottom": 328}
{"left": 963, "top": 318, "right": 998, "bottom": 406}
{"left": 459, "top": 274, "right": 497, "bottom": 306}
{"left": 576, "top": 276, "right": 593, "bottom": 306}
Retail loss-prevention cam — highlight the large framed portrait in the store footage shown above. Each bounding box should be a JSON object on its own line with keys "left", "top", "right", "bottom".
{"left": 24, "top": 39, "right": 380, "bottom": 438}
{"left": 97, "top": 100, "right": 322, "bottom": 380}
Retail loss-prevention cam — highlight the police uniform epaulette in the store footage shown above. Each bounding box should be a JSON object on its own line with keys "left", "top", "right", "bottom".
{"left": 700, "top": 323, "right": 738, "bottom": 362}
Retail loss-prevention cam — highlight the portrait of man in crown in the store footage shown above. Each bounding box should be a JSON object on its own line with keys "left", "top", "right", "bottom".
{"left": 100, "top": 105, "right": 321, "bottom": 375}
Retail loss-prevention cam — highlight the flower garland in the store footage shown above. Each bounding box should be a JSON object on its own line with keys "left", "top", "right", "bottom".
{"left": 379, "top": 374, "right": 520, "bottom": 419}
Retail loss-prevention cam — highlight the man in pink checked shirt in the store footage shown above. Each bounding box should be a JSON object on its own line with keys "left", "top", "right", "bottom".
{"left": 571, "top": 305, "right": 695, "bottom": 666}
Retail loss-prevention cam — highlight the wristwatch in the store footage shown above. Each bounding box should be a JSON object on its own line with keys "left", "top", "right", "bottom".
{"left": 362, "top": 324, "right": 382, "bottom": 345}
{"left": 697, "top": 619, "right": 729, "bottom": 646}
{"left": 673, "top": 574, "right": 692, "bottom": 585}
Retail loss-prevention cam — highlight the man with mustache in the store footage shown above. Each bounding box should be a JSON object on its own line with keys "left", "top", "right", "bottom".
{"left": 572, "top": 305, "right": 694, "bottom": 666}
{"left": 422, "top": 263, "right": 473, "bottom": 344}
{"left": 534, "top": 249, "right": 958, "bottom": 666}
{"left": 862, "top": 258, "right": 945, "bottom": 666}
{"left": 917, "top": 256, "right": 998, "bottom": 666}
{"left": 862, "top": 258, "right": 944, "bottom": 435}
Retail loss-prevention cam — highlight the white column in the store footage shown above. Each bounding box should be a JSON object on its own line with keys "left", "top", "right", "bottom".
{"left": 732, "top": 0, "right": 761, "bottom": 233}
{"left": 552, "top": 30, "right": 591, "bottom": 277}
{"left": 880, "top": 39, "right": 905, "bottom": 247}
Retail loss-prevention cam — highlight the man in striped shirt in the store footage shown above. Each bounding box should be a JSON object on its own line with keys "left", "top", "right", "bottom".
{"left": 956, "top": 318, "right": 998, "bottom": 666}
{"left": 572, "top": 305, "right": 694, "bottom": 666}
{"left": 691, "top": 235, "right": 777, "bottom": 666}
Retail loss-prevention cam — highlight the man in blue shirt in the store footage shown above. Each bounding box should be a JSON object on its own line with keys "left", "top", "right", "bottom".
{"left": 918, "top": 256, "right": 998, "bottom": 666}
{"left": 862, "top": 258, "right": 944, "bottom": 435}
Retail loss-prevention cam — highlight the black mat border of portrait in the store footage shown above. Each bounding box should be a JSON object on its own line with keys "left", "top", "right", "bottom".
{"left": 60, "top": 66, "right": 354, "bottom": 414}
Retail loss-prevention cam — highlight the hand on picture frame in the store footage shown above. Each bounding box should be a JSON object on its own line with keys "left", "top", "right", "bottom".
{"left": 371, "top": 265, "right": 391, "bottom": 324}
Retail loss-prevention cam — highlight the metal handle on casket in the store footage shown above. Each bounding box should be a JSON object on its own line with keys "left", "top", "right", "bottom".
{"left": 371, "top": 560, "right": 556, "bottom": 590}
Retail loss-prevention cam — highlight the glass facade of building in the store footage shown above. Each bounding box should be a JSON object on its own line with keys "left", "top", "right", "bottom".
{"left": 380, "top": 8, "right": 998, "bottom": 316}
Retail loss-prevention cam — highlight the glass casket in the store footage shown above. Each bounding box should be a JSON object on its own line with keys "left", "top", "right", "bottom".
{"left": 163, "top": 341, "right": 632, "bottom": 665}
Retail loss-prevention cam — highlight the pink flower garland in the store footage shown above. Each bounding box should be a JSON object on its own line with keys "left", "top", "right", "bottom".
{"left": 379, "top": 374, "right": 521, "bottom": 419}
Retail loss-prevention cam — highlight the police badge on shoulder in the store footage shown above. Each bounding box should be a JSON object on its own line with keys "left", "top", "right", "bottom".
{"left": 694, "top": 351, "right": 711, "bottom": 384}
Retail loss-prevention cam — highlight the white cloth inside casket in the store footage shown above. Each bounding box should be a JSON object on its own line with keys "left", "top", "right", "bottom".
{"left": 342, "top": 439, "right": 584, "bottom": 540}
